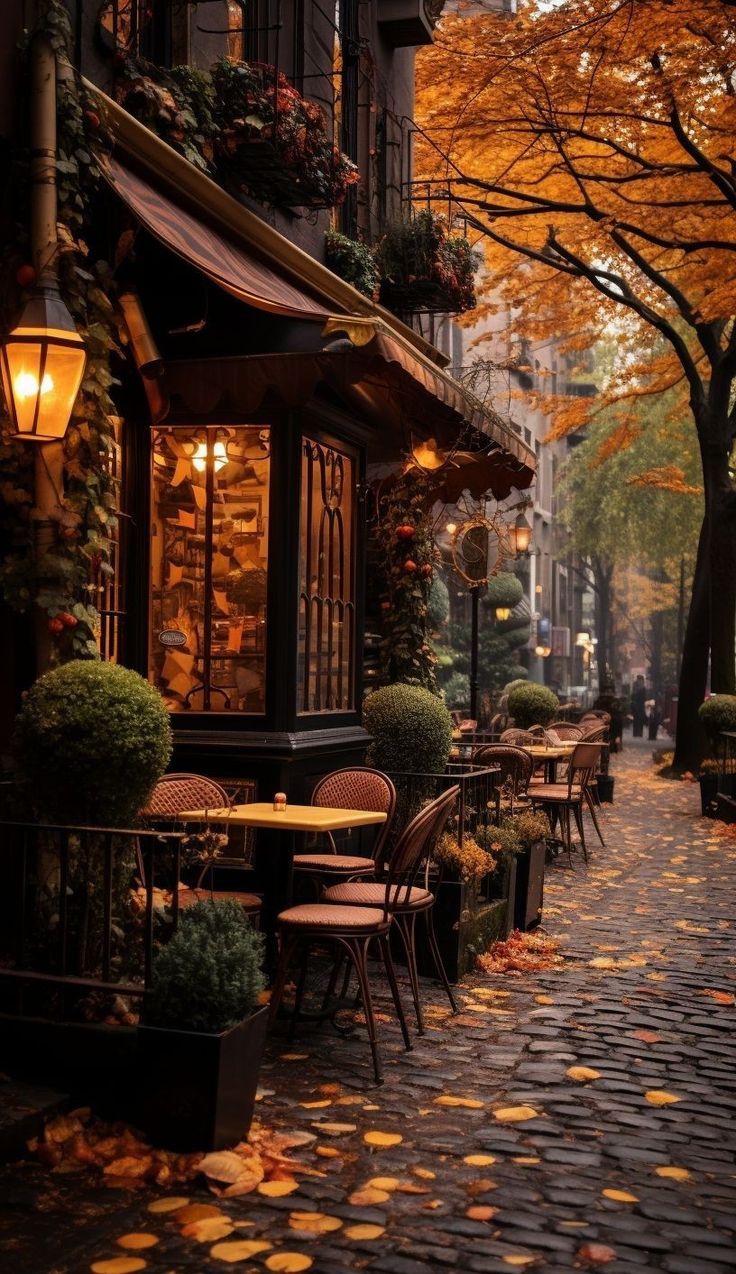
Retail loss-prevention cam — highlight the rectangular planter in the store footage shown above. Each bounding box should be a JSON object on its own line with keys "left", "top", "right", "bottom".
{"left": 138, "top": 1004, "right": 269, "bottom": 1151}
{"left": 513, "top": 840, "right": 546, "bottom": 931}
{"left": 412, "top": 858, "right": 516, "bottom": 984}
{"left": 596, "top": 774, "right": 615, "bottom": 804}
{"left": 699, "top": 773, "right": 719, "bottom": 817}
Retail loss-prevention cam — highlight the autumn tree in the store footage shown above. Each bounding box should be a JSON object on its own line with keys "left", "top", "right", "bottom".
{"left": 559, "top": 386, "right": 702, "bottom": 694}
{"left": 415, "top": 0, "right": 736, "bottom": 769}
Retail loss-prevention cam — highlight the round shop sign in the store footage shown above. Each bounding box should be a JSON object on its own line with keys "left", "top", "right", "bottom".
{"left": 158, "top": 629, "right": 187, "bottom": 648}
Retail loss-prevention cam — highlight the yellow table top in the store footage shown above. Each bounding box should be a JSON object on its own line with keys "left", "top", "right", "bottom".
{"left": 176, "top": 801, "right": 388, "bottom": 832}
{"left": 526, "top": 743, "right": 577, "bottom": 759}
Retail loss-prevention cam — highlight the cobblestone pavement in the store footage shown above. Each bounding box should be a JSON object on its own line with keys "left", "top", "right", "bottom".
{"left": 2, "top": 744, "right": 736, "bottom": 1273}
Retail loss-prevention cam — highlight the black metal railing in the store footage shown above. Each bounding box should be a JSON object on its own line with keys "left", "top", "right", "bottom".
{"left": 385, "top": 762, "right": 501, "bottom": 848}
{"left": 0, "top": 821, "right": 185, "bottom": 1019}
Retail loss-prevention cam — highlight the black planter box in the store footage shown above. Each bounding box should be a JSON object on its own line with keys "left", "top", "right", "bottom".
{"left": 513, "top": 840, "right": 546, "bottom": 931}
{"left": 596, "top": 774, "right": 615, "bottom": 804}
{"left": 0, "top": 1015, "right": 138, "bottom": 1113}
{"left": 412, "top": 858, "right": 516, "bottom": 984}
{"left": 699, "top": 773, "right": 719, "bottom": 817}
{"left": 138, "top": 1004, "right": 268, "bottom": 1151}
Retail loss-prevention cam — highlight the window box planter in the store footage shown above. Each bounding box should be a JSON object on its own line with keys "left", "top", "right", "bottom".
{"left": 376, "top": 211, "right": 480, "bottom": 316}
{"left": 513, "top": 839, "right": 546, "bottom": 931}
{"left": 212, "top": 62, "right": 359, "bottom": 210}
{"left": 138, "top": 1003, "right": 268, "bottom": 1151}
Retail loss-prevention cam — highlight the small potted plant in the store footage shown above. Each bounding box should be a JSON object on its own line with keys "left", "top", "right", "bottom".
{"left": 376, "top": 210, "right": 480, "bottom": 315}
{"left": 324, "top": 230, "right": 379, "bottom": 298}
{"left": 138, "top": 898, "right": 267, "bottom": 1151}
{"left": 417, "top": 831, "right": 506, "bottom": 982}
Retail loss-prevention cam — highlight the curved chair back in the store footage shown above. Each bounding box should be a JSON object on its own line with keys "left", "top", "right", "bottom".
{"left": 500, "top": 728, "right": 537, "bottom": 746}
{"left": 548, "top": 721, "right": 583, "bottom": 741}
{"left": 566, "top": 742, "right": 604, "bottom": 796}
{"left": 385, "top": 785, "right": 460, "bottom": 910}
{"left": 472, "top": 744, "right": 533, "bottom": 797}
{"left": 144, "top": 772, "right": 230, "bottom": 818}
{"left": 312, "top": 767, "right": 396, "bottom": 862}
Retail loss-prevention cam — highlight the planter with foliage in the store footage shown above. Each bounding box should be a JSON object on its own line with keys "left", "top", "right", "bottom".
{"left": 414, "top": 833, "right": 510, "bottom": 982}
{"left": 490, "top": 810, "right": 549, "bottom": 931}
{"left": 507, "top": 681, "right": 560, "bottom": 728}
{"left": 324, "top": 230, "right": 379, "bottom": 298}
{"left": 139, "top": 899, "right": 267, "bottom": 1151}
{"left": 698, "top": 695, "right": 736, "bottom": 755}
{"left": 376, "top": 211, "right": 480, "bottom": 315}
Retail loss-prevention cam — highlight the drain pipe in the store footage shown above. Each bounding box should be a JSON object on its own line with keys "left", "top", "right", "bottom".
{"left": 29, "top": 32, "right": 64, "bottom": 672}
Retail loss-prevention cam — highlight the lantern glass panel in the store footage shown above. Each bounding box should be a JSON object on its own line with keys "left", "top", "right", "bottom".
{"left": 1, "top": 333, "right": 85, "bottom": 439}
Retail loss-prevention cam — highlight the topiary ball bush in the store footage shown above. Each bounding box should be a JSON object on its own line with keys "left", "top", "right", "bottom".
{"left": 484, "top": 572, "right": 524, "bottom": 610}
{"left": 144, "top": 899, "right": 265, "bottom": 1034}
{"left": 13, "top": 661, "right": 172, "bottom": 826}
{"left": 508, "top": 681, "right": 560, "bottom": 728}
{"left": 698, "top": 695, "right": 736, "bottom": 745}
{"left": 365, "top": 683, "right": 453, "bottom": 773}
{"left": 502, "top": 676, "right": 529, "bottom": 696}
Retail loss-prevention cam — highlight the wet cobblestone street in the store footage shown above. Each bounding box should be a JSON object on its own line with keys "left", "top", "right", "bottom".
{"left": 2, "top": 744, "right": 735, "bottom": 1273}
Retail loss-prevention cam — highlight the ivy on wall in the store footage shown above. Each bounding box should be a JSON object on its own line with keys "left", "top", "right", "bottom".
{"left": 0, "top": 0, "right": 122, "bottom": 662}
{"left": 374, "top": 471, "right": 441, "bottom": 694}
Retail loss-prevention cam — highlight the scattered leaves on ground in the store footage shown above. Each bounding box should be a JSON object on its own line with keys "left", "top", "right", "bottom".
{"left": 476, "top": 929, "right": 563, "bottom": 975}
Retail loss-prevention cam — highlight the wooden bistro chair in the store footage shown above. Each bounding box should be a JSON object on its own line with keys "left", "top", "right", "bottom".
{"left": 143, "top": 773, "right": 261, "bottom": 923}
{"left": 528, "top": 742, "right": 603, "bottom": 865}
{"left": 321, "top": 786, "right": 461, "bottom": 1037}
{"left": 547, "top": 721, "right": 583, "bottom": 742}
{"left": 269, "top": 787, "right": 460, "bottom": 1082}
{"left": 500, "top": 727, "right": 537, "bottom": 747}
{"left": 292, "top": 768, "right": 396, "bottom": 893}
{"left": 472, "top": 744, "right": 533, "bottom": 815}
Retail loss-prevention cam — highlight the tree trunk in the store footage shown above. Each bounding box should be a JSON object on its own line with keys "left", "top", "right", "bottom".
{"left": 703, "top": 438, "right": 736, "bottom": 694}
{"left": 673, "top": 515, "right": 710, "bottom": 771}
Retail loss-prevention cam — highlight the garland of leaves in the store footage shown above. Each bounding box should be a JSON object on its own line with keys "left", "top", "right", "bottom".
{"left": 0, "top": 0, "right": 121, "bottom": 661}
{"left": 375, "top": 471, "right": 441, "bottom": 693}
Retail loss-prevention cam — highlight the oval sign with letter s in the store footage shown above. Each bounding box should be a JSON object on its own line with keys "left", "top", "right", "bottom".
{"left": 158, "top": 629, "right": 187, "bottom": 648}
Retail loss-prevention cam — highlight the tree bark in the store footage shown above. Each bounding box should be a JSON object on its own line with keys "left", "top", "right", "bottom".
{"left": 703, "top": 437, "right": 736, "bottom": 694}
{"left": 673, "top": 515, "right": 710, "bottom": 770}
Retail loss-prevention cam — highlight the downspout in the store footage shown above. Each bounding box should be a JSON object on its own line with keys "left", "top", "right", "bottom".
{"left": 29, "top": 31, "right": 64, "bottom": 672}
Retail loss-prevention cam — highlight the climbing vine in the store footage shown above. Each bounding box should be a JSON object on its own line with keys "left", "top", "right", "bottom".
{"left": 374, "top": 471, "right": 441, "bottom": 693}
{"left": 0, "top": 0, "right": 122, "bottom": 661}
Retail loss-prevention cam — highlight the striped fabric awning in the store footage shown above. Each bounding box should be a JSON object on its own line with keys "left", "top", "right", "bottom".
{"left": 103, "top": 156, "right": 333, "bottom": 321}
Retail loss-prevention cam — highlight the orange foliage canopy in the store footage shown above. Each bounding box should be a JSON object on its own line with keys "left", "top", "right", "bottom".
{"left": 415, "top": 0, "right": 736, "bottom": 446}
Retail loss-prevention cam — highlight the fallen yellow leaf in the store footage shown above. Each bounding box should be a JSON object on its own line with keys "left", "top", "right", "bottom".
{"left": 566, "top": 1066, "right": 601, "bottom": 1082}
{"left": 343, "top": 1224, "right": 385, "bottom": 1240}
{"left": 602, "top": 1189, "right": 639, "bottom": 1203}
{"left": 464, "top": 1154, "right": 496, "bottom": 1167}
{"left": 258, "top": 1180, "right": 300, "bottom": 1198}
{"left": 364, "top": 1130, "right": 403, "bottom": 1147}
{"left": 314, "top": 1145, "right": 339, "bottom": 1158}
{"left": 288, "top": 1212, "right": 342, "bottom": 1234}
{"left": 115, "top": 1233, "right": 158, "bottom": 1250}
{"left": 434, "top": 1095, "right": 485, "bottom": 1109}
{"left": 349, "top": 1187, "right": 390, "bottom": 1206}
{"left": 91, "top": 1262, "right": 147, "bottom": 1274}
{"left": 655, "top": 1166, "right": 691, "bottom": 1181}
{"left": 413, "top": 1167, "right": 436, "bottom": 1179}
{"left": 209, "top": 1239, "right": 273, "bottom": 1262}
{"left": 367, "top": 1176, "right": 400, "bottom": 1190}
{"left": 147, "top": 1196, "right": 189, "bottom": 1214}
{"left": 181, "top": 1218, "right": 234, "bottom": 1243}
{"left": 493, "top": 1106, "right": 539, "bottom": 1122}
{"left": 175, "top": 1204, "right": 226, "bottom": 1224}
{"left": 503, "top": 1257, "right": 536, "bottom": 1267}
{"left": 645, "top": 1090, "right": 683, "bottom": 1106}
{"left": 265, "top": 1256, "right": 313, "bottom": 1273}
{"left": 466, "top": 1205, "right": 497, "bottom": 1221}
{"left": 312, "top": 1122, "right": 356, "bottom": 1136}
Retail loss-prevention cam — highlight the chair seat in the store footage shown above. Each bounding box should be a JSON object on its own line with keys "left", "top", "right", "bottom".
{"left": 293, "top": 853, "right": 376, "bottom": 874}
{"left": 323, "top": 881, "right": 433, "bottom": 909}
{"left": 180, "top": 888, "right": 261, "bottom": 913}
{"left": 530, "top": 784, "right": 583, "bottom": 801}
{"left": 278, "top": 902, "right": 388, "bottom": 930}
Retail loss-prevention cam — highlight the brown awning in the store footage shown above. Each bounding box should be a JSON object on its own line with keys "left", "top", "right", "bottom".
{"left": 164, "top": 345, "right": 535, "bottom": 499}
{"left": 103, "top": 156, "right": 332, "bottom": 321}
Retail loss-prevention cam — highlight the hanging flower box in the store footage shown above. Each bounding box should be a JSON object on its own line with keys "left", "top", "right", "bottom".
{"left": 212, "top": 60, "right": 359, "bottom": 209}
{"left": 115, "top": 57, "right": 359, "bottom": 210}
{"left": 376, "top": 210, "right": 480, "bottom": 315}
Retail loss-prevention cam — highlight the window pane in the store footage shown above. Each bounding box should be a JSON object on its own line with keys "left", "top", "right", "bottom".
{"left": 150, "top": 425, "right": 270, "bottom": 713}
{"left": 298, "top": 436, "right": 356, "bottom": 713}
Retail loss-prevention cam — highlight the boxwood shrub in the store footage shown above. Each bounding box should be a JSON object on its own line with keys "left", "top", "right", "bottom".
{"left": 698, "top": 695, "right": 736, "bottom": 747}
{"left": 507, "top": 681, "right": 560, "bottom": 728}
{"left": 365, "top": 683, "right": 452, "bottom": 773}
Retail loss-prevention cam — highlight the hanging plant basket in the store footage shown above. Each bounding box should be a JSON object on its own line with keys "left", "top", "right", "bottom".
{"left": 212, "top": 61, "right": 359, "bottom": 209}
{"left": 376, "top": 211, "right": 480, "bottom": 315}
